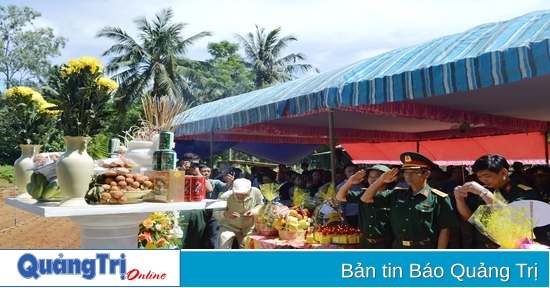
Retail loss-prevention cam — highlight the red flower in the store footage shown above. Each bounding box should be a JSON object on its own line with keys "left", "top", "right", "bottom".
{"left": 139, "top": 231, "right": 153, "bottom": 243}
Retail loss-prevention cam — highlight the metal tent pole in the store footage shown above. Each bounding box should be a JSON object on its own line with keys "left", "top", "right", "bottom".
{"left": 210, "top": 131, "right": 214, "bottom": 168}
{"left": 545, "top": 132, "right": 549, "bottom": 165}
{"left": 329, "top": 109, "right": 336, "bottom": 182}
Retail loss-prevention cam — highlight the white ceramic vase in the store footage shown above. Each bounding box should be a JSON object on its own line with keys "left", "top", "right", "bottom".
{"left": 124, "top": 140, "right": 155, "bottom": 173}
{"left": 14, "top": 144, "right": 42, "bottom": 198}
{"left": 56, "top": 136, "right": 94, "bottom": 206}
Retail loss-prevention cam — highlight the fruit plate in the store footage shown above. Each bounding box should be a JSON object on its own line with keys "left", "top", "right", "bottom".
{"left": 36, "top": 197, "right": 61, "bottom": 202}
{"left": 121, "top": 190, "right": 153, "bottom": 204}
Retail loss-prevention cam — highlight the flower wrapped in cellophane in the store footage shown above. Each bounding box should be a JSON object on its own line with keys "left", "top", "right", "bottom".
{"left": 468, "top": 192, "right": 532, "bottom": 249}
{"left": 316, "top": 183, "right": 337, "bottom": 201}
{"left": 255, "top": 183, "right": 284, "bottom": 235}
{"left": 313, "top": 183, "right": 344, "bottom": 227}
{"left": 292, "top": 187, "right": 309, "bottom": 207}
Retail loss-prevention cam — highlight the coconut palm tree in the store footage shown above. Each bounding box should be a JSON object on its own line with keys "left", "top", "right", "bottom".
{"left": 96, "top": 7, "right": 212, "bottom": 110}
{"left": 235, "top": 25, "right": 319, "bottom": 90}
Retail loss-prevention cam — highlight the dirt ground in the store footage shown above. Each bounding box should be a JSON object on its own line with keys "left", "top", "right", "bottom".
{"left": 0, "top": 180, "right": 80, "bottom": 248}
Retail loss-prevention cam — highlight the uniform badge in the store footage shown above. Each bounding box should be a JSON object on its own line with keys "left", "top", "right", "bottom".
{"left": 505, "top": 184, "right": 512, "bottom": 193}
{"left": 397, "top": 199, "right": 405, "bottom": 203}
{"left": 423, "top": 190, "right": 429, "bottom": 197}
{"left": 404, "top": 155, "right": 412, "bottom": 162}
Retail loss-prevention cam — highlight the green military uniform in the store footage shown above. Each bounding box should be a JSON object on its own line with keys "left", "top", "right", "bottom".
{"left": 468, "top": 179, "right": 539, "bottom": 249}
{"left": 532, "top": 166, "right": 550, "bottom": 202}
{"left": 178, "top": 210, "right": 207, "bottom": 249}
{"left": 536, "top": 187, "right": 550, "bottom": 203}
{"left": 346, "top": 190, "right": 394, "bottom": 249}
{"left": 374, "top": 185, "right": 459, "bottom": 249}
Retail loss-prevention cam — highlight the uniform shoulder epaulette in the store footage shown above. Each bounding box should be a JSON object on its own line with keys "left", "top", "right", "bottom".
{"left": 432, "top": 189, "right": 448, "bottom": 197}
{"left": 517, "top": 184, "right": 533, "bottom": 191}
{"left": 394, "top": 187, "right": 408, "bottom": 190}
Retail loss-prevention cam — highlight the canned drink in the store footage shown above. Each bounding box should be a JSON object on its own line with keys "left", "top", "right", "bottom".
{"left": 108, "top": 137, "right": 120, "bottom": 154}
{"left": 159, "top": 131, "right": 175, "bottom": 150}
{"left": 184, "top": 176, "right": 192, "bottom": 201}
{"left": 152, "top": 151, "right": 163, "bottom": 171}
{"left": 161, "top": 150, "right": 176, "bottom": 170}
{"left": 192, "top": 176, "right": 206, "bottom": 202}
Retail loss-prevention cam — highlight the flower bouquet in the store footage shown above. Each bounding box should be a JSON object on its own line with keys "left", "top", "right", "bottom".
{"left": 2, "top": 86, "right": 58, "bottom": 145}
{"left": 42, "top": 56, "right": 118, "bottom": 137}
{"left": 138, "top": 211, "right": 183, "bottom": 249}
{"left": 41, "top": 56, "right": 119, "bottom": 206}
{"left": 468, "top": 192, "right": 533, "bottom": 249}
{"left": 255, "top": 183, "right": 283, "bottom": 236}
{"left": 3, "top": 86, "right": 59, "bottom": 196}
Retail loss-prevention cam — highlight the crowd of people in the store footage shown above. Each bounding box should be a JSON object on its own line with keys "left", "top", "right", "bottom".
{"left": 175, "top": 151, "right": 549, "bottom": 250}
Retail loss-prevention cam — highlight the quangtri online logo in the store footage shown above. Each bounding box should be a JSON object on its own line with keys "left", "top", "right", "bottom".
{"left": 17, "top": 252, "right": 168, "bottom": 281}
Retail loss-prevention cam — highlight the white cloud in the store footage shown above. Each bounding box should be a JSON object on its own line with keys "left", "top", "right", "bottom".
{"left": 7, "top": 0, "right": 550, "bottom": 72}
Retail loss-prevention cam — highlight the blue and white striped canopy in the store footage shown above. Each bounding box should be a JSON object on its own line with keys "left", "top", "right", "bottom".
{"left": 175, "top": 9, "right": 550, "bottom": 137}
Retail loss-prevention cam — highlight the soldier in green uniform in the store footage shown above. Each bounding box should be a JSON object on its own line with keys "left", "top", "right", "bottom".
{"left": 455, "top": 154, "right": 539, "bottom": 249}
{"left": 336, "top": 165, "right": 395, "bottom": 249}
{"left": 531, "top": 165, "right": 550, "bottom": 202}
{"left": 357, "top": 152, "right": 459, "bottom": 249}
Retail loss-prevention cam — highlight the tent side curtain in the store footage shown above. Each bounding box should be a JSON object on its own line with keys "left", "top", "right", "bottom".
{"left": 343, "top": 133, "right": 549, "bottom": 165}
{"left": 175, "top": 140, "right": 320, "bottom": 166}
{"left": 232, "top": 143, "right": 322, "bottom": 166}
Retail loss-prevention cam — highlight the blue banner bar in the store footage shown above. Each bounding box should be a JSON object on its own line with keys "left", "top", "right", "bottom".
{"left": 180, "top": 250, "right": 548, "bottom": 287}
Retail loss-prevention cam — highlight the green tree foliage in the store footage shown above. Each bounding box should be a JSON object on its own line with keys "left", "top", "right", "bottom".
{"left": 96, "top": 7, "right": 212, "bottom": 110}
{"left": 103, "top": 101, "right": 145, "bottom": 139}
{"left": 0, "top": 5, "right": 67, "bottom": 90}
{"left": 0, "top": 107, "right": 19, "bottom": 164}
{"left": 195, "top": 40, "right": 253, "bottom": 103}
{"left": 235, "top": 25, "right": 319, "bottom": 90}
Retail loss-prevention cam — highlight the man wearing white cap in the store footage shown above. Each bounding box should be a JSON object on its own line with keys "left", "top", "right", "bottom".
{"left": 213, "top": 178, "right": 264, "bottom": 249}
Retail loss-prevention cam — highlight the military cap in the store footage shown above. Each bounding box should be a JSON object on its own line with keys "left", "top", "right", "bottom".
{"left": 532, "top": 165, "right": 550, "bottom": 176}
{"left": 365, "top": 164, "right": 390, "bottom": 173}
{"left": 400, "top": 152, "right": 436, "bottom": 170}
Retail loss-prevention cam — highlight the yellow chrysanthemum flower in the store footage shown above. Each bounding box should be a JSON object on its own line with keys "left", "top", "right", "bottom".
{"left": 96, "top": 77, "right": 118, "bottom": 91}
{"left": 5, "top": 86, "right": 36, "bottom": 98}
{"left": 62, "top": 56, "right": 104, "bottom": 75}
{"left": 78, "top": 56, "right": 103, "bottom": 73}
{"left": 31, "top": 93, "right": 45, "bottom": 103}
{"left": 39, "top": 101, "right": 60, "bottom": 115}
{"left": 5, "top": 87, "right": 48, "bottom": 108}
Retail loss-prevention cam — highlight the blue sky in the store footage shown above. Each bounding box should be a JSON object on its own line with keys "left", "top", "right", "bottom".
{"left": 5, "top": 0, "right": 550, "bottom": 74}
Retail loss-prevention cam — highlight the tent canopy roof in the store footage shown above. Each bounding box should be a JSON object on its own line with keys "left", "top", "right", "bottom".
{"left": 174, "top": 10, "right": 550, "bottom": 165}
{"left": 175, "top": 9, "right": 550, "bottom": 144}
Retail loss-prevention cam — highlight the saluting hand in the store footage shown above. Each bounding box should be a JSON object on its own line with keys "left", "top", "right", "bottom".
{"left": 379, "top": 168, "right": 399, "bottom": 183}
{"left": 348, "top": 170, "right": 366, "bottom": 184}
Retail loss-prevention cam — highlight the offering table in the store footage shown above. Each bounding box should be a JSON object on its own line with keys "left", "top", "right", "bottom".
{"left": 5, "top": 197, "right": 226, "bottom": 249}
